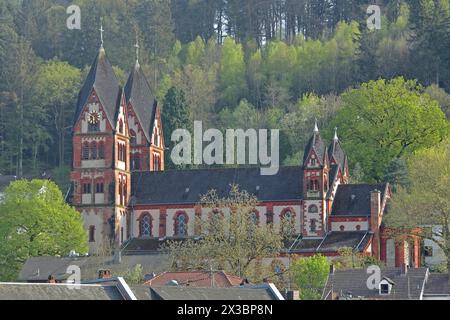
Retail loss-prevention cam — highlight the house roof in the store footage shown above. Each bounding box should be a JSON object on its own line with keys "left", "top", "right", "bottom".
{"left": 322, "top": 267, "right": 429, "bottom": 300}
{"left": 288, "top": 231, "right": 372, "bottom": 253}
{"left": 145, "top": 271, "right": 244, "bottom": 288}
{"left": 0, "top": 174, "right": 52, "bottom": 193}
{"left": 328, "top": 138, "right": 346, "bottom": 169}
{"left": 424, "top": 273, "right": 450, "bottom": 296}
{"left": 0, "top": 282, "right": 126, "bottom": 300}
{"left": 131, "top": 166, "right": 303, "bottom": 205}
{"left": 74, "top": 47, "right": 121, "bottom": 127}
{"left": 124, "top": 63, "right": 157, "bottom": 142}
{"left": 19, "top": 254, "right": 170, "bottom": 282}
{"left": 331, "top": 184, "right": 388, "bottom": 216}
{"left": 148, "top": 283, "right": 284, "bottom": 300}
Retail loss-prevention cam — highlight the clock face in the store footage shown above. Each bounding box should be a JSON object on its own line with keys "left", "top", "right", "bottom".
{"left": 88, "top": 111, "right": 100, "bottom": 124}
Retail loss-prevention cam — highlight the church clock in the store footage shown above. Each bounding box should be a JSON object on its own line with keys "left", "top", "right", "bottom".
{"left": 88, "top": 111, "right": 100, "bottom": 124}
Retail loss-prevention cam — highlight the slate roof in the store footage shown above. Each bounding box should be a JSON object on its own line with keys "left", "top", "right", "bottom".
{"left": 0, "top": 174, "right": 52, "bottom": 193}
{"left": 124, "top": 63, "right": 157, "bottom": 142}
{"left": 289, "top": 231, "right": 372, "bottom": 253}
{"left": 131, "top": 166, "right": 303, "bottom": 205}
{"left": 74, "top": 47, "right": 121, "bottom": 127}
{"left": 19, "top": 254, "right": 170, "bottom": 282}
{"left": 149, "top": 284, "right": 283, "bottom": 300}
{"left": 328, "top": 138, "right": 346, "bottom": 169}
{"left": 424, "top": 273, "right": 450, "bottom": 297}
{"left": 0, "top": 282, "right": 125, "bottom": 300}
{"left": 322, "top": 267, "right": 429, "bottom": 300}
{"left": 145, "top": 271, "right": 244, "bottom": 288}
{"left": 303, "top": 131, "right": 326, "bottom": 165}
{"left": 331, "top": 183, "right": 388, "bottom": 216}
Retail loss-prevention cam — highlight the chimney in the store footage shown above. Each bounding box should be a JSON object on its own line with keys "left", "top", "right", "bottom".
{"left": 329, "top": 264, "right": 335, "bottom": 275}
{"left": 286, "top": 290, "right": 300, "bottom": 300}
{"left": 370, "top": 190, "right": 381, "bottom": 232}
{"left": 98, "top": 269, "right": 112, "bottom": 279}
{"left": 48, "top": 275, "right": 56, "bottom": 284}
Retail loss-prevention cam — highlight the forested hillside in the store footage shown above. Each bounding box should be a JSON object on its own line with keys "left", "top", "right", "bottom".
{"left": 0, "top": 0, "right": 449, "bottom": 186}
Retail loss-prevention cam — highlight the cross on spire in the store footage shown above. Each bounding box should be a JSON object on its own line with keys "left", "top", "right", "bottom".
{"left": 99, "top": 18, "right": 104, "bottom": 48}
{"left": 334, "top": 127, "right": 339, "bottom": 141}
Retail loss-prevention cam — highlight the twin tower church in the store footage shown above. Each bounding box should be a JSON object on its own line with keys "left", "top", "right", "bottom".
{"left": 69, "top": 40, "right": 421, "bottom": 268}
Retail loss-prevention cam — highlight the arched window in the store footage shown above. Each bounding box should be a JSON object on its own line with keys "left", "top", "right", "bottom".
{"left": 140, "top": 213, "right": 152, "bottom": 237}
{"left": 280, "top": 208, "right": 296, "bottom": 236}
{"left": 356, "top": 225, "right": 361, "bottom": 231}
{"left": 130, "top": 129, "right": 137, "bottom": 145}
{"left": 82, "top": 142, "right": 90, "bottom": 160}
{"left": 310, "top": 219, "right": 317, "bottom": 232}
{"left": 308, "top": 205, "right": 319, "bottom": 213}
{"left": 340, "top": 225, "right": 345, "bottom": 231}
{"left": 119, "top": 119, "right": 124, "bottom": 134}
{"left": 98, "top": 142, "right": 105, "bottom": 159}
{"left": 174, "top": 211, "right": 188, "bottom": 237}
{"left": 90, "top": 141, "right": 97, "bottom": 159}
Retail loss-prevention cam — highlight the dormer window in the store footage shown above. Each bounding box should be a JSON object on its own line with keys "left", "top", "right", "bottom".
{"left": 379, "top": 278, "right": 394, "bottom": 295}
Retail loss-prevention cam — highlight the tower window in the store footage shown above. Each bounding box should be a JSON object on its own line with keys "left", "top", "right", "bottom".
{"left": 308, "top": 205, "right": 318, "bottom": 213}
{"left": 119, "top": 119, "right": 124, "bottom": 134}
{"left": 89, "top": 226, "right": 95, "bottom": 242}
{"left": 98, "top": 142, "right": 105, "bottom": 159}
{"left": 82, "top": 142, "right": 90, "bottom": 160}
{"left": 96, "top": 183, "right": 104, "bottom": 193}
{"left": 310, "top": 219, "right": 317, "bottom": 232}
{"left": 130, "top": 129, "right": 137, "bottom": 145}
{"left": 90, "top": 141, "right": 98, "bottom": 159}
{"left": 82, "top": 183, "right": 91, "bottom": 194}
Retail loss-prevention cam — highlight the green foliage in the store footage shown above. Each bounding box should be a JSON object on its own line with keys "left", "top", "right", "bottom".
{"left": 291, "top": 255, "right": 329, "bottom": 300}
{"left": 329, "top": 77, "right": 450, "bottom": 181}
{"left": 0, "top": 179, "right": 88, "bottom": 281}
{"left": 118, "top": 264, "right": 144, "bottom": 285}
{"left": 162, "top": 86, "right": 192, "bottom": 169}
{"left": 334, "top": 247, "right": 383, "bottom": 269}
{"left": 385, "top": 137, "right": 450, "bottom": 267}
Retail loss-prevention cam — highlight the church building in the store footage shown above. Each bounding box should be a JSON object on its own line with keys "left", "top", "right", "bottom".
{"left": 69, "top": 40, "right": 420, "bottom": 268}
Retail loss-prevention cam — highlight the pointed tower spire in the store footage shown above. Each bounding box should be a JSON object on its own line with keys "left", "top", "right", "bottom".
{"left": 334, "top": 127, "right": 338, "bottom": 141}
{"left": 134, "top": 31, "right": 140, "bottom": 67}
{"left": 313, "top": 118, "right": 319, "bottom": 133}
{"left": 99, "top": 18, "right": 105, "bottom": 50}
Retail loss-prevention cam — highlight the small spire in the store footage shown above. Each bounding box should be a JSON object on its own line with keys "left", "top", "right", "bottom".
{"left": 134, "top": 31, "right": 140, "bottom": 67}
{"left": 313, "top": 118, "right": 319, "bottom": 134}
{"left": 334, "top": 127, "right": 338, "bottom": 141}
{"left": 99, "top": 18, "right": 104, "bottom": 49}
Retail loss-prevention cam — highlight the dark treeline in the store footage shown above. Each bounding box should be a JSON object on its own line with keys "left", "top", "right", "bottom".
{"left": 0, "top": 0, "right": 449, "bottom": 185}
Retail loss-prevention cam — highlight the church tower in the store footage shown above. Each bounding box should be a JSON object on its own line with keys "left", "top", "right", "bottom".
{"left": 70, "top": 25, "right": 131, "bottom": 253}
{"left": 302, "top": 121, "right": 330, "bottom": 237}
{"left": 124, "top": 36, "right": 165, "bottom": 172}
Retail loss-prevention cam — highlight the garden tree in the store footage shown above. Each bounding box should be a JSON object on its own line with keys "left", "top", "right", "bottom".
{"left": 161, "top": 87, "right": 192, "bottom": 169}
{"left": 333, "top": 247, "right": 382, "bottom": 269}
{"left": 118, "top": 264, "right": 144, "bottom": 285}
{"left": 384, "top": 137, "right": 450, "bottom": 268}
{"left": 165, "top": 185, "right": 283, "bottom": 281}
{"left": 218, "top": 38, "right": 247, "bottom": 109}
{"left": 329, "top": 77, "right": 450, "bottom": 182}
{"left": 0, "top": 180, "right": 88, "bottom": 281}
{"left": 291, "top": 254, "right": 329, "bottom": 300}
{"left": 33, "top": 60, "right": 82, "bottom": 167}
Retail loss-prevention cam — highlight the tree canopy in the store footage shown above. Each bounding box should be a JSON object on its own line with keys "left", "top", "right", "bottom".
{"left": 0, "top": 179, "right": 88, "bottom": 281}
